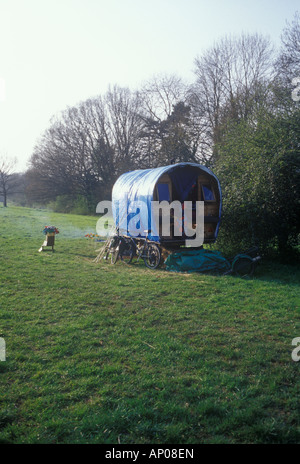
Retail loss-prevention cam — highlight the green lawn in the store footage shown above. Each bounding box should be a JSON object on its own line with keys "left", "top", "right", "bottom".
{"left": 0, "top": 206, "right": 299, "bottom": 444}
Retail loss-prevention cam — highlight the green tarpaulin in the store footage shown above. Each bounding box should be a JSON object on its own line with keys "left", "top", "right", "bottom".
{"left": 165, "top": 248, "right": 231, "bottom": 273}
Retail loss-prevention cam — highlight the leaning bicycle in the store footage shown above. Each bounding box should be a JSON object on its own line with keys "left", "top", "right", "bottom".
{"left": 102, "top": 233, "right": 136, "bottom": 265}
{"left": 102, "top": 234, "right": 122, "bottom": 264}
{"left": 119, "top": 231, "right": 161, "bottom": 270}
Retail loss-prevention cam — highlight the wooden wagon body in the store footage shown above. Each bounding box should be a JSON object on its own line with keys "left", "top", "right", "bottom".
{"left": 112, "top": 162, "right": 222, "bottom": 246}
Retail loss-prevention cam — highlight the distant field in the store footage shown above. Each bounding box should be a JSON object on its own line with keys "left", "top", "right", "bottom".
{"left": 0, "top": 206, "right": 299, "bottom": 444}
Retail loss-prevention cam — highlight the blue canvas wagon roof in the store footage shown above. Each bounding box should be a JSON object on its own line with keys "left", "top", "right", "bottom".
{"left": 112, "top": 162, "right": 222, "bottom": 242}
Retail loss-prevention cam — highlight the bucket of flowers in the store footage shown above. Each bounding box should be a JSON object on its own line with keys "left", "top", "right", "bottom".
{"left": 39, "top": 226, "right": 59, "bottom": 252}
{"left": 43, "top": 226, "right": 59, "bottom": 236}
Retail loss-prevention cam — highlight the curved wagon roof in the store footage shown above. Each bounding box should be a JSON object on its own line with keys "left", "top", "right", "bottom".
{"left": 112, "top": 162, "right": 222, "bottom": 244}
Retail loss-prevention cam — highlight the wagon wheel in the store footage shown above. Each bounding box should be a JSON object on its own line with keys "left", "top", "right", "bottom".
{"left": 119, "top": 240, "right": 135, "bottom": 264}
{"left": 143, "top": 243, "right": 161, "bottom": 270}
{"left": 231, "top": 254, "right": 255, "bottom": 277}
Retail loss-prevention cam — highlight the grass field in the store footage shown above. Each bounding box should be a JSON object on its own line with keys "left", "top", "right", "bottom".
{"left": 0, "top": 205, "right": 299, "bottom": 444}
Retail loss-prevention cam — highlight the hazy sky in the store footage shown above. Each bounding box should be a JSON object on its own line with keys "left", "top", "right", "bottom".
{"left": 0, "top": 0, "right": 299, "bottom": 172}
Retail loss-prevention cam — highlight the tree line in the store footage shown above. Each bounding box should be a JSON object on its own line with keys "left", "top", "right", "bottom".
{"left": 2, "top": 12, "right": 300, "bottom": 256}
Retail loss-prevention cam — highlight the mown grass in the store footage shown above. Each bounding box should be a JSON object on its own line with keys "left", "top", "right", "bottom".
{"left": 0, "top": 206, "right": 299, "bottom": 444}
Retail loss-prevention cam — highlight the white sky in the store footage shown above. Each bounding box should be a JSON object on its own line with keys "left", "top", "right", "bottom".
{"left": 0, "top": 0, "right": 299, "bottom": 172}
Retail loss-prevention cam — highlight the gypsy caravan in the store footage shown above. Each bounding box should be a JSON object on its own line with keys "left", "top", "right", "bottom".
{"left": 112, "top": 162, "right": 222, "bottom": 248}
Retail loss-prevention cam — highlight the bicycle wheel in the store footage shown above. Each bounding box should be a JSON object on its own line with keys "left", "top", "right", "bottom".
{"left": 111, "top": 243, "right": 120, "bottom": 264}
{"left": 143, "top": 243, "right": 161, "bottom": 269}
{"left": 119, "top": 240, "right": 135, "bottom": 264}
{"left": 232, "top": 254, "right": 254, "bottom": 277}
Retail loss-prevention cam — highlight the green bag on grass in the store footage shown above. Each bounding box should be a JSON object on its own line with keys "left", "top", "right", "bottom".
{"left": 165, "top": 248, "right": 231, "bottom": 273}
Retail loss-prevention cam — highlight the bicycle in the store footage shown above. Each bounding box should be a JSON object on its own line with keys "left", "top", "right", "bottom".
{"left": 103, "top": 233, "right": 136, "bottom": 265}
{"left": 119, "top": 230, "right": 161, "bottom": 269}
{"left": 102, "top": 233, "right": 121, "bottom": 264}
{"left": 118, "top": 236, "right": 136, "bottom": 264}
{"left": 223, "top": 246, "right": 261, "bottom": 277}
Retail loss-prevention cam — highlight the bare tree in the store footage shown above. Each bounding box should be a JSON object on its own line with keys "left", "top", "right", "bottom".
{"left": 273, "top": 12, "right": 300, "bottom": 109}
{"left": 0, "top": 156, "right": 18, "bottom": 207}
{"left": 276, "top": 12, "right": 300, "bottom": 81}
{"left": 138, "top": 74, "right": 206, "bottom": 165}
{"left": 140, "top": 74, "right": 187, "bottom": 123}
{"left": 27, "top": 86, "right": 146, "bottom": 207}
{"left": 105, "top": 85, "right": 145, "bottom": 174}
{"left": 191, "top": 33, "right": 274, "bottom": 160}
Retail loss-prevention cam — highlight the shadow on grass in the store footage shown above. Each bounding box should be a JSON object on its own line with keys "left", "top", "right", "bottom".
{"left": 251, "top": 260, "right": 300, "bottom": 286}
